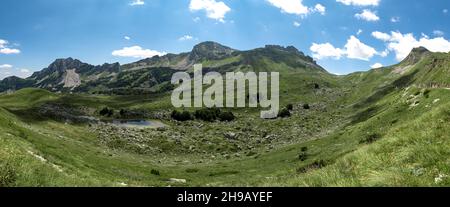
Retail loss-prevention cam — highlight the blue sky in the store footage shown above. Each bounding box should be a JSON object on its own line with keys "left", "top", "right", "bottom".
{"left": 0, "top": 0, "right": 449, "bottom": 79}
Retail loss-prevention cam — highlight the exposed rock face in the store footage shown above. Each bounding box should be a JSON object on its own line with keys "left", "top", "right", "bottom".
{"left": 401, "top": 46, "right": 431, "bottom": 65}
{"left": 62, "top": 69, "right": 81, "bottom": 88}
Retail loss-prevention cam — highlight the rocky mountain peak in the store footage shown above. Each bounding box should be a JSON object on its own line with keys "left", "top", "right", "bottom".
{"left": 402, "top": 47, "right": 432, "bottom": 65}
{"left": 189, "top": 41, "right": 237, "bottom": 61}
{"left": 47, "top": 57, "right": 85, "bottom": 72}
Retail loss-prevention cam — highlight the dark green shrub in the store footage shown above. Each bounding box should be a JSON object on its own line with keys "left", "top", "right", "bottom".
{"left": 219, "top": 111, "right": 235, "bottom": 122}
{"left": 296, "top": 160, "right": 327, "bottom": 173}
{"left": 171, "top": 110, "right": 193, "bottom": 121}
{"left": 185, "top": 168, "right": 199, "bottom": 173}
{"left": 424, "top": 89, "right": 431, "bottom": 98}
{"left": 194, "top": 108, "right": 221, "bottom": 122}
{"left": 150, "top": 169, "right": 160, "bottom": 176}
{"left": 286, "top": 104, "right": 294, "bottom": 111}
{"left": 99, "top": 107, "right": 109, "bottom": 116}
{"left": 303, "top": 104, "right": 310, "bottom": 110}
{"left": 99, "top": 107, "right": 114, "bottom": 117}
{"left": 119, "top": 109, "right": 127, "bottom": 117}
{"left": 301, "top": 146, "right": 308, "bottom": 152}
{"left": 298, "top": 152, "right": 308, "bottom": 161}
{"left": 278, "top": 108, "right": 291, "bottom": 118}
{"left": 360, "top": 133, "right": 382, "bottom": 144}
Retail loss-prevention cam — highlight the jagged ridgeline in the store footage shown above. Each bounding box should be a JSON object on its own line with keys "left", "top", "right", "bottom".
{"left": 0, "top": 41, "right": 327, "bottom": 95}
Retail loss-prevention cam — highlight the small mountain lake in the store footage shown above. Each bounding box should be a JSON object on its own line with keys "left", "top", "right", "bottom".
{"left": 109, "top": 120, "right": 166, "bottom": 129}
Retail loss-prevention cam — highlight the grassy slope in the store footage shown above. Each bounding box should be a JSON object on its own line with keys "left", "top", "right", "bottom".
{"left": 268, "top": 88, "right": 450, "bottom": 186}
{"left": 1, "top": 52, "right": 450, "bottom": 186}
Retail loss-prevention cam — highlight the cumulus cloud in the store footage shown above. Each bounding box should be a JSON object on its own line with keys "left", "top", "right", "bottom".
{"left": 310, "top": 35, "right": 380, "bottom": 61}
{"left": 0, "top": 39, "right": 21, "bottom": 54}
{"left": 130, "top": 0, "right": 145, "bottom": 6}
{"left": 344, "top": 35, "right": 378, "bottom": 60}
{"left": 336, "top": 0, "right": 380, "bottom": 6}
{"left": 267, "top": 0, "right": 326, "bottom": 16}
{"left": 372, "top": 31, "right": 450, "bottom": 61}
{"left": 391, "top": 16, "right": 400, "bottom": 23}
{"left": 112, "top": 46, "right": 167, "bottom": 59}
{"left": 124, "top": 36, "right": 131, "bottom": 40}
{"left": 179, "top": 35, "right": 194, "bottom": 41}
{"left": 371, "top": 31, "right": 391, "bottom": 41}
{"left": 355, "top": 9, "right": 379, "bottom": 21}
{"left": 312, "top": 4, "right": 326, "bottom": 15}
{"left": 293, "top": 21, "right": 301, "bottom": 27}
{"left": 189, "top": 0, "right": 231, "bottom": 22}
{"left": 0, "top": 64, "right": 13, "bottom": 69}
{"left": 267, "top": 0, "right": 309, "bottom": 15}
{"left": 433, "top": 30, "right": 444, "bottom": 37}
{"left": 310, "top": 43, "right": 344, "bottom": 60}
{"left": 371, "top": 63, "right": 383, "bottom": 68}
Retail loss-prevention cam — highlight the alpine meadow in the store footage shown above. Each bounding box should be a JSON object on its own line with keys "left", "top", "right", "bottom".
{"left": 1, "top": 0, "right": 450, "bottom": 187}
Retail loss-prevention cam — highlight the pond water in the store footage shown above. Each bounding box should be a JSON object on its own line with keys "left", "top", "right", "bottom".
{"left": 110, "top": 120, "right": 166, "bottom": 128}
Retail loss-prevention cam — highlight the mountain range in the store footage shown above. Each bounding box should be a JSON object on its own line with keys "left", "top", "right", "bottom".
{"left": 0, "top": 41, "right": 326, "bottom": 94}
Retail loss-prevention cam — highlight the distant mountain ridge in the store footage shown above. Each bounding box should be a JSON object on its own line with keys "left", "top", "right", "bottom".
{"left": 0, "top": 41, "right": 325, "bottom": 94}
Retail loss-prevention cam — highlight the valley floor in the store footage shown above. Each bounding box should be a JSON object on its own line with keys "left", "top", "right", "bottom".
{"left": 1, "top": 83, "right": 450, "bottom": 186}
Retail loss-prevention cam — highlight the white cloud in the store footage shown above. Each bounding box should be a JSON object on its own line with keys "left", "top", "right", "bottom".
{"left": 0, "top": 39, "right": 21, "bottom": 55}
{"left": 336, "top": 0, "right": 380, "bottom": 6}
{"left": 266, "top": 0, "right": 325, "bottom": 16}
{"left": 189, "top": 0, "right": 231, "bottom": 22}
{"left": 344, "top": 35, "right": 378, "bottom": 60}
{"left": 124, "top": 36, "right": 131, "bottom": 40}
{"left": 130, "top": 0, "right": 145, "bottom": 6}
{"left": 179, "top": 35, "right": 194, "bottom": 41}
{"left": 357, "top": 29, "right": 363, "bottom": 35}
{"left": 0, "top": 48, "right": 20, "bottom": 54}
{"left": 310, "top": 43, "right": 345, "bottom": 60}
{"left": 0, "top": 64, "right": 13, "bottom": 69}
{"left": 371, "top": 63, "right": 383, "bottom": 68}
{"left": 0, "top": 39, "right": 7, "bottom": 48}
{"left": 20, "top": 69, "right": 30, "bottom": 73}
{"left": 444, "top": 9, "right": 448, "bottom": 14}
{"left": 371, "top": 31, "right": 391, "bottom": 41}
{"left": 293, "top": 21, "right": 301, "bottom": 27}
{"left": 355, "top": 9, "right": 379, "bottom": 21}
{"left": 379, "top": 49, "right": 389, "bottom": 57}
{"left": 433, "top": 30, "right": 444, "bottom": 37}
{"left": 312, "top": 4, "right": 326, "bottom": 15}
{"left": 112, "top": 46, "right": 167, "bottom": 59}
{"left": 390, "top": 16, "right": 400, "bottom": 23}
{"left": 372, "top": 31, "right": 450, "bottom": 61}
{"left": 311, "top": 35, "right": 380, "bottom": 61}
{"left": 267, "top": 0, "right": 309, "bottom": 16}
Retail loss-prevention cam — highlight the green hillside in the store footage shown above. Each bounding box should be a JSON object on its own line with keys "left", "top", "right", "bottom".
{"left": 1, "top": 45, "right": 450, "bottom": 187}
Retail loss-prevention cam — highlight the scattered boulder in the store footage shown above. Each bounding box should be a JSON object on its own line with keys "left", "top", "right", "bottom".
{"left": 169, "top": 178, "right": 186, "bottom": 183}
{"left": 224, "top": 132, "right": 238, "bottom": 140}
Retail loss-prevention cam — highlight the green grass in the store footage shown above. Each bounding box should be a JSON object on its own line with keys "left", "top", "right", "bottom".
{"left": 2, "top": 51, "right": 450, "bottom": 186}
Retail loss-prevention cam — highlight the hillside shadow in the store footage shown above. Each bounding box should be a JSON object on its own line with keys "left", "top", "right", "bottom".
{"left": 349, "top": 70, "right": 418, "bottom": 125}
